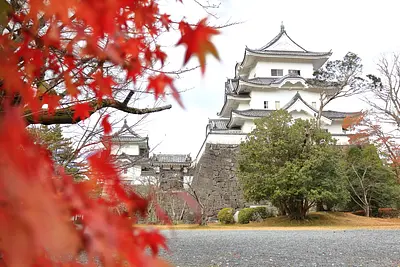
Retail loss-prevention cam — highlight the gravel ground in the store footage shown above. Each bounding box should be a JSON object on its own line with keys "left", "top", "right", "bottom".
{"left": 159, "top": 229, "right": 400, "bottom": 267}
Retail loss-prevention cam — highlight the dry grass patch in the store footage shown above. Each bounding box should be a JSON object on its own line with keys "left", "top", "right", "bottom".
{"left": 137, "top": 212, "right": 400, "bottom": 231}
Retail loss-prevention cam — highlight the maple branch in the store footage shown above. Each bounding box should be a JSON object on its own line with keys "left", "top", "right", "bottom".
{"left": 23, "top": 99, "right": 172, "bottom": 125}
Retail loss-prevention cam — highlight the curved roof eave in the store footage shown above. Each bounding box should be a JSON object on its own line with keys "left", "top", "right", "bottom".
{"left": 245, "top": 49, "right": 333, "bottom": 58}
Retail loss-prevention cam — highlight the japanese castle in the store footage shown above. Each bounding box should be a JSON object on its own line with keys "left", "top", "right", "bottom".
{"left": 195, "top": 23, "right": 359, "bottom": 160}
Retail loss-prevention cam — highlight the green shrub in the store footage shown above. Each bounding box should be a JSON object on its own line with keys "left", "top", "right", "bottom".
{"left": 217, "top": 208, "right": 234, "bottom": 224}
{"left": 253, "top": 207, "right": 269, "bottom": 219}
{"left": 238, "top": 208, "right": 255, "bottom": 224}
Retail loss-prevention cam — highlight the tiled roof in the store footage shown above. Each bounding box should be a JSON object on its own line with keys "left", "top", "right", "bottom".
{"left": 225, "top": 79, "right": 239, "bottom": 93}
{"left": 233, "top": 109, "right": 274, "bottom": 117}
{"left": 209, "top": 119, "right": 229, "bottom": 130}
{"left": 112, "top": 136, "right": 148, "bottom": 142}
{"left": 246, "top": 49, "right": 332, "bottom": 57}
{"left": 242, "top": 77, "right": 276, "bottom": 85}
{"left": 232, "top": 108, "right": 360, "bottom": 120}
{"left": 152, "top": 154, "right": 191, "bottom": 163}
{"left": 240, "top": 74, "right": 306, "bottom": 86}
{"left": 112, "top": 119, "right": 144, "bottom": 138}
{"left": 322, "top": 110, "right": 362, "bottom": 119}
{"left": 282, "top": 92, "right": 362, "bottom": 119}
{"left": 253, "top": 24, "right": 307, "bottom": 52}
{"left": 245, "top": 24, "right": 331, "bottom": 57}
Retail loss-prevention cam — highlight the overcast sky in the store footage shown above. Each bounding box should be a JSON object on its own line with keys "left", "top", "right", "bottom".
{"left": 123, "top": 0, "right": 400, "bottom": 158}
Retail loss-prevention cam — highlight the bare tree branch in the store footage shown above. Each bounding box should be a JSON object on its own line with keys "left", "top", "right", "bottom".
{"left": 23, "top": 99, "right": 172, "bottom": 125}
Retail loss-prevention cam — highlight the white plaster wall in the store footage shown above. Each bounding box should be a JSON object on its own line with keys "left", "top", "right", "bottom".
{"left": 332, "top": 135, "right": 350, "bottom": 145}
{"left": 242, "top": 120, "right": 255, "bottom": 133}
{"left": 120, "top": 165, "right": 142, "bottom": 180}
{"left": 111, "top": 144, "right": 139, "bottom": 155}
{"left": 249, "top": 60, "right": 314, "bottom": 78}
{"left": 237, "top": 102, "right": 250, "bottom": 110}
{"left": 207, "top": 133, "right": 247, "bottom": 144}
{"left": 250, "top": 90, "right": 320, "bottom": 110}
{"left": 324, "top": 121, "right": 344, "bottom": 134}
{"left": 290, "top": 110, "right": 315, "bottom": 121}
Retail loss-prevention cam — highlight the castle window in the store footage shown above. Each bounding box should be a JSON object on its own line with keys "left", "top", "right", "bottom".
{"left": 289, "top": 69, "right": 301, "bottom": 75}
{"left": 263, "top": 101, "right": 268, "bottom": 109}
{"left": 312, "top": 102, "right": 316, "bottom": 108}
{"left": 275, "top": 101, "right": 280, "bottom": 109}
{"left": 271, "top": 69, "right": 283, "bottom": 76}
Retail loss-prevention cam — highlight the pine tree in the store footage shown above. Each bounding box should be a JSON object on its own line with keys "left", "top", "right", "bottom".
{"left": 27, "top": 125, "right": 84, "bottom": 181}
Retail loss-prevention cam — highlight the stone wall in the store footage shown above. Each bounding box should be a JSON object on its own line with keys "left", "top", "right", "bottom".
{"left": 192, "top": 143, "right": 247, "bottom": 217}
{"left": 158, "top": 170, "right": 184, "bottom": 191}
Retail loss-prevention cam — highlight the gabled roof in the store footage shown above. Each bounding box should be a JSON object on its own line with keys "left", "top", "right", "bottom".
{"left": 245, "top": 23, "right": 332, "bottom": 57}
{"left": 111, "top": 119, "right": 148, "bottom": 143}
{"left": 249, "top": 23, "right": 307, "bottom": 52}
{"left": 282, "top": 91, "right": 316, "bottom": 111}
{"left": 226, "top": 92, "right": 362, "bottom": 129}
{"left": 237, "top": 24, "right": 332, "bottom": 76}
{"left": 282, "top": 92, "right": 362, "bottom": 119}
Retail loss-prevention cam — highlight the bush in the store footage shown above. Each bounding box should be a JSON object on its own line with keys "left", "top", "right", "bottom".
{"left": 238, "top": 208, "right": 255, "bottom": 224}
{"left": 253, "top": 207, "right": 270, "bottom": 219}
{"left": 378, "top": 208, "right": 400, "bottom": 218}
{"left": 217, "top": 208, "right": 234, "bottom": 224}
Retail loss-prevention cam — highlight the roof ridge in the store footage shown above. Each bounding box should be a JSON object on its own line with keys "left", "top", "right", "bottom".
{"left": 113, "top": 119, "right": 143, "bottom": 138}
{"left": 249, "top": 24, "right": 308, "bottom": 52}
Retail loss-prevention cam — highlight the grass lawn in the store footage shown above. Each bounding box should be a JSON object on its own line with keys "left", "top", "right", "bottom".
{"left": 137, "top": 212, "right": 400, "bottom": 230}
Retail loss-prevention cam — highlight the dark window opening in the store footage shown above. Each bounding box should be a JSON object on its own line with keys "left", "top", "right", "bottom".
{"left": 271, "top": 69, "right": 283, "bottom": 76}
{"left": 289, "top": 69, "right": 301, "bottom": 75}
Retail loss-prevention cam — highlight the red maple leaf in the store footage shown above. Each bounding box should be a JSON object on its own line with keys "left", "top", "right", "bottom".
{"left": 101, "top": 114, "right": 112, "bottom": 135}
{"left": 154, "top": 45, "right": 167, "bottom": 67}
{"left": 176, "top": 18, "right": 220, "bottom": 74}
{"left": 73, "top": 102, "right": 91, "bottom": 121}
{"left": 42, "top": 94, "right": 61, "bottom": 115}
{"left": 159, "top": 14, "right": 171, "bottom": 30}
{"left": 147, "top": 74, "right": 183, "bottom": 107}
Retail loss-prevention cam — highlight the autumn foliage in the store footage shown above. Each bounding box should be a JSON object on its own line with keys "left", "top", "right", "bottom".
{"left": 0, "top": 0, "right": 220, "bottom": 266}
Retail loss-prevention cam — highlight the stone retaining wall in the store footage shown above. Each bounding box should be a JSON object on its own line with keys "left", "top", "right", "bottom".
{"left": 192, "top": 143, "right": 247, "bottom": 217}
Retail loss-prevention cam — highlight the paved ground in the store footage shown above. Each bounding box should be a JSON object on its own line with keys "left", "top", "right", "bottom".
{"left": 159, "top": 229, "right": 400, "bottom": 267}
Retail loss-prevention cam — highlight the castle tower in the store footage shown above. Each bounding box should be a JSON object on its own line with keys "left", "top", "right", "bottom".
{"left": 110, "top": 119, "right": 151, "bottom": 184}
{"left": 192, "top": 24, "right": 360, "bottom": 217}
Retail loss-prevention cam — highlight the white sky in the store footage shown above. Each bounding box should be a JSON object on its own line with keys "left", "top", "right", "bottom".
{"left": 116, "top": 0, "right": 400, "bottom": 158}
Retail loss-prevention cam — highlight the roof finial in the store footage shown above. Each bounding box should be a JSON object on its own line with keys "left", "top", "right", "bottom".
{"left": 123, "top": 119, "right": 127, "bottom": 125}
{"left": 280, "top": 21, "right": 285, "bottom": 33}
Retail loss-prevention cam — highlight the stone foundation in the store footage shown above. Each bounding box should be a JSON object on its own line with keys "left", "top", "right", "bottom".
{"left": 192, "top": 143, "right": 247, "bottom": 217}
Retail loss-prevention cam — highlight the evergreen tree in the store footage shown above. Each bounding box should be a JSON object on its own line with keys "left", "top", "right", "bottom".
{"left": 27, "top": 125, "right": 84, "bottom": 181}
{"left": 237, "top": 110, "right": 349, "bottom": 220}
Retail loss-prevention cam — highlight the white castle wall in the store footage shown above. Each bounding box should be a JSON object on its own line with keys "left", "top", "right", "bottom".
{"left": 111, "top": 143, "right": 139, "bottom": 155}
{"left": 248, "top": 59, "right": 315, "bottom": 79}
{"left": 249, "top": 90, "right": 320, "bottom": 110}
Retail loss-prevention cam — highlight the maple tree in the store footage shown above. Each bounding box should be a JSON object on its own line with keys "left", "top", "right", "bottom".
{"left": 0, "top": 0, "right": 221, "bottom": 266}
{"left": 342, "top": 53, "right": 400, "bottom": 181}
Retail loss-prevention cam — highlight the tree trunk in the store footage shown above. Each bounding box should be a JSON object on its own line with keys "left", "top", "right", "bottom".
{"left": 288, "top": 200, "right": 308, "bottom": 220}
{"left": 364, "top": 204, "right": 370, "bottom": 217}
{"left": 316, "top": 201, "right": 325, "bottom": 211}
{"left": 278, "top": 201, "right": 288, "bottom": 216}
{"left": 199, "top": 207, "right": 207, "bottom": 226}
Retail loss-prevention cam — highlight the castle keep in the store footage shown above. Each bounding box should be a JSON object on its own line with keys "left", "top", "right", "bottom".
{"left": 191, "top": 24, "right": 359, "bottom": 217}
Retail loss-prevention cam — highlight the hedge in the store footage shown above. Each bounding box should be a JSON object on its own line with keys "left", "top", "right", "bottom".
{"left": 217, "top": 207, "right": 234, "bottom": 224}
